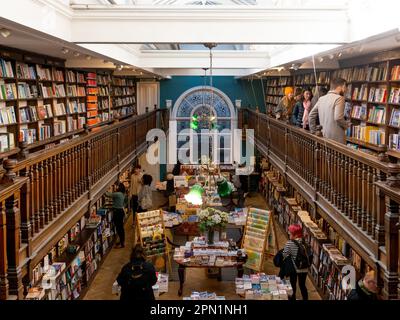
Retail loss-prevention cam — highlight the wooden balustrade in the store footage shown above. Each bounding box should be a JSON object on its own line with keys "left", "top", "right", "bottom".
{"left": 239, "top": 108, "right": 400, "bottom": 299}
{"left": 0, "top": 110, "right": 166, "bottom": 300}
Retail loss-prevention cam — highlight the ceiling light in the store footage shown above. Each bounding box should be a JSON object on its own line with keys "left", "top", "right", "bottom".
{"left": 329, "top": 54, "right": 335, "bottom": 60}
{"left": 319, "top": 57, "right": 324, "bottom": 63}
{"left": 73, "top": 52, "right": 80, "bottom": 57}
{"left": 86, "top": 55, "right": 92, "bottom": 60}
{"left": 61, "top": 47, "right": 69, "bottom": 54}
{"left": 104, "top": 60, "right": 109, "bottom": 64}
{"left": 117, "top": 65, "right": 123, "bottom": 71}
{"left": 0, "top": 28, "right": 11, "bottom": 38}
{"left": 337, "top": 52, "right": 343, "bottom": 58}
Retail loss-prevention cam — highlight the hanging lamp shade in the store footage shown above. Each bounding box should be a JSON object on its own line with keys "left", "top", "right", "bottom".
{"left": 190, "top": 114, "right": 199, "bottom": 130}
{"left": 184, "top": 184, "right": 204, "bottom": 205}
{"left": 217, "top": 178, "right": 233, "bottom": 197}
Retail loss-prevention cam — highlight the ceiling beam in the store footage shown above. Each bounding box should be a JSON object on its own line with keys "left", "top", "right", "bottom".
{"left": 70, "top": 7, "right": 349, "bottom": 44}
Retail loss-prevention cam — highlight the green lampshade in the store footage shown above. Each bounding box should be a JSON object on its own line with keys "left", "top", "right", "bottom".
{"left": 217, "top": 178, "right": 233, "bottom": 197}
{"left": 190, "top": 115, "right": 199, "bottom": 130}
{"left": 184, "top": 184, "right": 204, "bottom": 205}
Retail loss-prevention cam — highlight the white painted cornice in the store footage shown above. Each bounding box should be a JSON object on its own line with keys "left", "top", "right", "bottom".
{"left": 36, "top": 0, "right": 75, "bottom": 18}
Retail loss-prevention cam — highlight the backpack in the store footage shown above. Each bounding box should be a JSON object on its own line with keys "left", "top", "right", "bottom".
{"left": 293, "top": 240, "right": 312, "bottom": 269}
{"left": 126, "top": 263, "right": 147, "bottom": 290}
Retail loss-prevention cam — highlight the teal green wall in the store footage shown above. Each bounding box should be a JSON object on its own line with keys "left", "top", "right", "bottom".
{"left": 159, "top": 76, "right": 265, "bottom": 112}
{"left": 159, "top": 76, "right": 265, "bottom": 181}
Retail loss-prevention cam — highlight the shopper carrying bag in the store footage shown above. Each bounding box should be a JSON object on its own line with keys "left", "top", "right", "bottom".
{"left": 281, "top": 224, "right": 311, "bottom": 300}
{"left": 116, "top": 245, "right": 158, "bottom": 301}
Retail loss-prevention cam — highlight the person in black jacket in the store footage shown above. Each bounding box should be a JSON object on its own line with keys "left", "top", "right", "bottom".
{"left": 347, "top": 271, "right": 378, "bottom": 300}
{"left": 116, "top": 244, "right": 158, "bottom": 301}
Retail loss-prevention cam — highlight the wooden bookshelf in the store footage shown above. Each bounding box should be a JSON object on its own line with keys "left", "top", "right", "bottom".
{"left": 111, "top": 76, "right": 137, "bottom": 118}
{"left": 0, "top": 45, "right": 140, "bottom": 159}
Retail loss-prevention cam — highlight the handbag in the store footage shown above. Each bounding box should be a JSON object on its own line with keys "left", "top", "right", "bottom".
{"left": 273, "top": 249, "right": 284, "bottom": 267}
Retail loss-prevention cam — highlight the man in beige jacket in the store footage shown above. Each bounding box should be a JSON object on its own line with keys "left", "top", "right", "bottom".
{"left": 130, "top": 165, "right": 143, "bottom": 222}
{"left": 309, "top": 78, "right": 350, "bottom": 144}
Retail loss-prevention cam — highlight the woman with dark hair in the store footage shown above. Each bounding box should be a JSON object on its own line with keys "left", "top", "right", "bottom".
{"left": 281, "top": 224, "right": 310, "bottom": 300}
{"left": 116, "top": 244, "right": 158, "bottom": 301}
{"left": 106, "top": 182, "right": 127, "bottom": 248}
{"left": 138, "top": 174, "right": 153, "bottom": 213}
{"left": 291, "top": 88, "right": 313, "bottom": 130}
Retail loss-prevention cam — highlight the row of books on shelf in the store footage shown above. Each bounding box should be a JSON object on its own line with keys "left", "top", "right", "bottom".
{"left": 98, "top": 99, "right": 110, "bottom": 110}
{"left": 97, "top": 74, "right": 111, "bottom": 86}
{"left": 113, "top": 87, "right": 135, "bottom": 96}
{"left": 266, "top": 87, "right": 284, "bottom": 96}
{"left": 66, "top": 70, "right": 86, "bottom": 83}
{"left": 391, "top": 65, "right": 400, "bottom": 81}
{"left": 0, "top": 105, "right": 17, "bottom": 125}
{"left": 294, "top": 72, "right": 330, "bottom": 85}
{"left": 389, "top": 134, "right": 400, "bottom": 152}
{"left": 40, "top": 83, "right": 66, "bottom": 98}
{"left": 98, "top": 86, "right": 109, "bottom": 96}
{"left": 388, "top": 87, "right": 400, "bottom": 104}
{"left": 0, "top": 132, "right": 15, "bottom": 152}
{"left": 265, "top": 77, "right": 292, "bottom": 87}
{"left": 113, "top": 96, "right": 136, "bottom": 108}
{"left": 347, "top": 102, "right": 400, "bottom": 127}
{"left": 66, "top": 85, "right": 85, "bottom": 97}
{"left": 112, "top": 78, "right": 135, "bottom": 86}
{"left": 346, "top": 125, "right": 386, "bottom": 145}
{"left": 16, "top": 62, "right": 36, "bottom": 80}
{"left": 67, "top": 117, "right": 86, "bottom": 132}
{"left": 17, "top": 82, "right": 39, "bottom": 99}
{"left": 115, "top": 106, "right": 134, "bottom": 117}
{"left": 368, "top": 86, "right": 387, "bottom": 103}
{"left": 0, "top": 58, "right": 14, "bottom": 78}
{"left": 333, "top": 64, "right": 388, "bottom": 83}
{"left": 351, "top": 84, "right": 368, "bottom": 101}
{"left": 0, "top": 81, "right": 17, "bottom": 100}
{"left": 266, "top": 96, "right": 281, "bottom": 105}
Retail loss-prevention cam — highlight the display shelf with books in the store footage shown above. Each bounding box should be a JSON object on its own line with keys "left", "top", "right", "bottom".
{"left": 111, "top": 76, "right": 137, "bottom": 117}
{"left": 26, "top": 193, "right": 117, "bottom": 300}
{"left": 136, "top": 209, "right": 169, "bottom": 272}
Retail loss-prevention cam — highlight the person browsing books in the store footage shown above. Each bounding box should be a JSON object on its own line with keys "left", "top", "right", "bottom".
{"left": 347, "top": 271, "right": 378, "bottom": 300}
{"left": 116, "top": 244, "right": 158, "bottom": 301}
{"left": 281, "top": 224, "right": 311, "bottom": 300}
{"left": 291, "top": 88, "right": 313, "bottom": 130}
{"left": 106, "top": 182, "right": 127, "bottom": 248}
{"left": 129, "top": 165, "right": 143, "bottom": 221}
{"left": 275, "top": 87, "right": 295, "bottom": 121}
{"left": 138, "top": 174, "right": 153, "bottom": 213}
{"left": 309, "top": 78, "right": 351, "bottom": 144}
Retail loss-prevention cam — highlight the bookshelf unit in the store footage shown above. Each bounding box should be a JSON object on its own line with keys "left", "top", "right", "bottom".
{"left": 0, "top": 45, "right": 141, "bottom": 159}
{"left": 264, "top": 76, "right": 292, "bottom": 115}
{"left": 26, "top": 195, "right": 116, "bottom": 300}
{"left": 111, "top": 76, "right": 137, "bottom": 119}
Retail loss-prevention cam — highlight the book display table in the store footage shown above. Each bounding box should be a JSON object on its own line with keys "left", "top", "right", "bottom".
{"left": 173, "top": 238, "right": 247, "bottom": 296}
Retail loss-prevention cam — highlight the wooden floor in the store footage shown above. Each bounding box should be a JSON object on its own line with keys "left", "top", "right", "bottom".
{"left": 84, "top": 192, "right": 321, "bottom": 300}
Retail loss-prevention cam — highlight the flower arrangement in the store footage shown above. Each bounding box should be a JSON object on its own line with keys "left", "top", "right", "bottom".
{"left": 198, "top": 207, "right": 229, "bottom": 232}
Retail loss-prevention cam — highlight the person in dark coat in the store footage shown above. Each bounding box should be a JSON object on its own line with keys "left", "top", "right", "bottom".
{"left": 347, "top": 271, "right": 378, "bottom": 300}
{"left": 116, "top": 244, "right": 158, "bottom": 301}
{"left": 292, "top": 88, "right": 313, "bottom": 129}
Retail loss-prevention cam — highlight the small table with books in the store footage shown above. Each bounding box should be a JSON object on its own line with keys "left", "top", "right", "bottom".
{"left": 173, "top": 238, "right": 247, "bottom": 296}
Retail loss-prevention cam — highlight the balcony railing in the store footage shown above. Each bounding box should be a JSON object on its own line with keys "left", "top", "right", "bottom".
{"left": 0, "top": 109, "right": 168, "bottom": 300}
{"left": 239, "top": 108, "right": 400, "bottom": 300}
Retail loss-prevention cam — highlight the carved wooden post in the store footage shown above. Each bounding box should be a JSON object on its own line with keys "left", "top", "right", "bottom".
{"left": 1, "top": 160, "right": 17, "bottom": 184}
{"left": 383, "top": 197, "right": 399, "bottom": 299}
{"left": 5, "top": 195, "right": 24, "bottom": 299}
{"left": 0, "top": 201, "right": 8, "bottom": 300}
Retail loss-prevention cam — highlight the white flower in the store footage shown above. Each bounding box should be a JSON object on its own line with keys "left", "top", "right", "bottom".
{"left": 212, "top": 214, "right": 222, "bottom": 224}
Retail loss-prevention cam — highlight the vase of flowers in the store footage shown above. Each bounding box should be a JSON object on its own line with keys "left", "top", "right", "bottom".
{"left": 198, "top": 208, "right": 229, "bottom": 244}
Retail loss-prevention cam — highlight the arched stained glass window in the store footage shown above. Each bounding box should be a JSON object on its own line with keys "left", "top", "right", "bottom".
{"left": 171, "top": 86, "right": 237, "bottom": 164}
